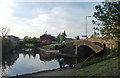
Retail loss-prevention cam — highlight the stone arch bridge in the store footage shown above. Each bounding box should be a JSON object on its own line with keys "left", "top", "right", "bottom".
{"left": 73, "top": 40, "right": 104, "bottom": 56}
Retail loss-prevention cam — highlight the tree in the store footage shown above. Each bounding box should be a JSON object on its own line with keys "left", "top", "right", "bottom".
{"left": 36, "top": 38, "right": 40, "bottom": 42}
{"left": 24, "top": 36, "right": 31, "bottom": 42}
{"left": 60, "top": 34, "right": 64, "bottom": 42}
{"left": 32, "top": 37, "right": 37, "bottom": 47}
{"left": 57, "top": 31, "right": 67, "bottom": 43}
{"left": 90, "top": 32, "right": 99, "bottom": 38}
{"left": 23, "top": 36, "right": 28, "bottom": 42}
{"left": 92, "top": 2, "right": 120, "bottom": 47}
{"left": 0, "top": 27, "right": 14, "bottom": 53}
{"left": 32, "top": 37, "right": 37, "bottom": 42}
{"left": 63, "top": 30, "right": 67, "bottom": 37}
{"left": 62, "top": 30, "right": 67, "bottom": 41}
{"left": 0, "top": 27, "right": 10, "bottom": 38}
{"left": 57, "top": 33, "right": 61, "bottom": 42}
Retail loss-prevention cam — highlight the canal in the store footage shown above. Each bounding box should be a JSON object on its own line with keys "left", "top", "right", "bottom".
{"left": 1, "top": 48, "right": 81, "bottom": 77}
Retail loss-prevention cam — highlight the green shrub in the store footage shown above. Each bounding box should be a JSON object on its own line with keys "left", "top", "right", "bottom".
{"left": 108, "top": 47, "right": 120, "bottom": 57}
{"left": 25, "top": 43, "right": 34, "bottom": 47}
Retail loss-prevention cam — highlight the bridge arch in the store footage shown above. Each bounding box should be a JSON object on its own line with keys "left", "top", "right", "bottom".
{"left": 74, "top": 40, "right": 103, "bottom": 56}
{"left": 77, "top": 45, "right": 95, "bottom": 62}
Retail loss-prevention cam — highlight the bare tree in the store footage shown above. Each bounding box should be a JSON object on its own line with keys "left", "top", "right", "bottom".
{"left": 0, "top": 27, "right": 10, "bottom": 38}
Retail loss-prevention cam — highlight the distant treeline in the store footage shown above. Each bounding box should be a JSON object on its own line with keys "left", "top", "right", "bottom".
{"left": 21, "top": 37, "right": 40, "bottom": 48}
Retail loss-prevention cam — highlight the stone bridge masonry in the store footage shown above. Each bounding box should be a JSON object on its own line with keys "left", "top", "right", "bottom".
{"left": 74, "top": 40, "right": 104, "bottom": 56}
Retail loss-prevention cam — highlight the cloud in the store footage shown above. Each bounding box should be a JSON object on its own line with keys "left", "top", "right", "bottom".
{"left": 0, "top": 0, "right": 16, "bottom": 21}
{"left": 0, "top": 6, "right": 14, "bottom": 20}
{"left": 0, "top": 1, "right": 25, "bottom": 38}
{"left": 0, "top": 0, "right": 17, "bottom": 29}
{"left": 28, "top": 6, "right": 95, "bottom": 38}
{"left": 0, "top": 2, "right": 96, "bottom": 39}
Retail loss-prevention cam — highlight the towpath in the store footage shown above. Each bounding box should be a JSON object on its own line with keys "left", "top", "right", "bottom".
{"left": 11, "top": 66, "right": 79, "bottom": 78}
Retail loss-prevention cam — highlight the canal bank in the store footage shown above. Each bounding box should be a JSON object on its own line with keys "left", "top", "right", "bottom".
{"left": 11, "top": 56, "right": 119, "bottom": 77}
{"left": 11, "top": 65, "right": 76, "bottom": 77}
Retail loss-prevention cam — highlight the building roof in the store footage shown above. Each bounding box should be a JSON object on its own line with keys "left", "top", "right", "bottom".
{"left": 66, "top": 38, "right": 75, "bottom": 40}
{"left": 40, "top": 34, "right": 55, "bottom": 38}
{"left": 7, "top": 35, "right": 20, "bottom": 40}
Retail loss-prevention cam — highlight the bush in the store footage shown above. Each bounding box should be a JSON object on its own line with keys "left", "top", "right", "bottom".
{"left": 25, "top": 43, "right": 34, "bottom": 47}
{"left": 108, "top": 47, "right": 120, "bottom": 57}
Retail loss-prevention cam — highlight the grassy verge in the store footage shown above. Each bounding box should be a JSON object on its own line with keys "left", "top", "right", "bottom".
{"left": 25, "top": 43, "right": 34, "bottom": 47}
{"left": 41, "top": 44, "right": 61, "bottom": 49}
{"left": 76, "top": 56, "right": 112, "bottom": 70}
{"left": 61, "top": 56, "right": 119, "bottom": 76}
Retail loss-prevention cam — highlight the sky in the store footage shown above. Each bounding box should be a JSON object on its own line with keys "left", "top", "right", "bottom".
{"left": 0, "top": 0, "right": 103, "bottom": 39}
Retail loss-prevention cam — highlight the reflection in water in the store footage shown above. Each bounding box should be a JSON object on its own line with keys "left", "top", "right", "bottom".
{"left": 1, "top": 48, "right": 81, "bottom": 76}
{"left": 2, "top": 51, "right": 19, "bottom": 76}
{"left": 2, "top": 52, "right": 19, "bottom": 68}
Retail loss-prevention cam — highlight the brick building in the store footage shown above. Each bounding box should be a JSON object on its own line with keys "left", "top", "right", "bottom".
{"left": 40, "top": 34, "right": 57, "bottom": 45}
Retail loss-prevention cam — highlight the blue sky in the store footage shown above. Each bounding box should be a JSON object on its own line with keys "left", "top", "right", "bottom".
{"left": 0, "top": 1, "right": 102, "bottom": 39}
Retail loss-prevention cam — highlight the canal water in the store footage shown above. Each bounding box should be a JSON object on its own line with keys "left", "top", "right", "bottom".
{"left": 1, "top": 48, "right": 81, "bottom": 76}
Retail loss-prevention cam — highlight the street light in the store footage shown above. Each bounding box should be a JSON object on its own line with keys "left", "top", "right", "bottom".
{"left": 86, "top": 16, "right": 92, "bottom": 39}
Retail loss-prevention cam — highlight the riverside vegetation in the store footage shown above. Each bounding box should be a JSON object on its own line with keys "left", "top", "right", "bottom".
{"left": 61, "top": 56, "right": 119, "bottom": 77}
{"left": 57, "top": 49, "right": 119, "bottom": 77}
{"left": 56, "top": 38, "right": 120, "bottom": 77}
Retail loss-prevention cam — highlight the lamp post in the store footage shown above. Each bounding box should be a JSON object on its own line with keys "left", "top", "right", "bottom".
{"left": 86, "top": 16, "right": 92, "bottom": 39}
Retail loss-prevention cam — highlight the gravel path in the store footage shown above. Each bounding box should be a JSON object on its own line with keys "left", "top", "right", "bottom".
{"left": 27, "top": 67, "right": 75, "bottom": 76}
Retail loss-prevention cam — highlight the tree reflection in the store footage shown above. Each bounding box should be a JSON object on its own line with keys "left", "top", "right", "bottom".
{"left": 22, "top": 52, "right": 37, "bottom": 59}
{"left": 2, "top": 51, "right": 19, "bottom": 76}
{"left": 1, "top": 48, "right": 83, "bottom": 76}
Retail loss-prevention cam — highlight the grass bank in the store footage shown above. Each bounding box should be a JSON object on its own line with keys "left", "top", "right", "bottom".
{"left": 41, "top": 44, "right": 61, "bottom": 49}
{"left": 25, "top": 43, "right": 34, "bottom": 47}
{"left": 60, "top": 56, "right": 119, "bottom": 77}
